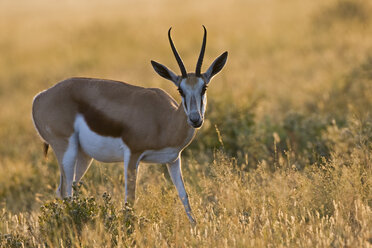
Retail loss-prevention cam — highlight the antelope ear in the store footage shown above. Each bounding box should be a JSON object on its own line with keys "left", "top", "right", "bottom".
{"left": 203, "top": 51, "right": 228, "bottom": 83}
{"left": 151, "top": 60, "right": 180, "bottom": 86}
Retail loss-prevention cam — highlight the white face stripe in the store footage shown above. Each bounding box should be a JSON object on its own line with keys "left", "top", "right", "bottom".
{"left": 179, "top": 78, "right": 207, "bottom": 119}
{"left": 201, "top": 93, "right": 207, "bottom": 116}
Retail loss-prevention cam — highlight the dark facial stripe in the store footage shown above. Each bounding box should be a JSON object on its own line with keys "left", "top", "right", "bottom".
{"left": 183, "top": 97, "right": 188, "bottom": 111}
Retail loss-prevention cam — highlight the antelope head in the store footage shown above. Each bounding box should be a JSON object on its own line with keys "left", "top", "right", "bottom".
{"left": 151, "top": 26, "right": 228, "bottom": 128}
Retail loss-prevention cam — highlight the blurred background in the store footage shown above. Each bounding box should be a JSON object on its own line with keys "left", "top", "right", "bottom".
{"left": 0, "top": 0, "right": 371, "bottom": 246}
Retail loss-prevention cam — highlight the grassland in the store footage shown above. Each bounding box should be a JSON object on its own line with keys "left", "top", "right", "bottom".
{"left": 0, "top": 0, "right": 371, "bottom": 247}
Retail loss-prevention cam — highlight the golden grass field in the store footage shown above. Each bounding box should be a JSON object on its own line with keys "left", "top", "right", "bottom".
{"left": 0, "top": 0, "right": 371, "bottom": 247}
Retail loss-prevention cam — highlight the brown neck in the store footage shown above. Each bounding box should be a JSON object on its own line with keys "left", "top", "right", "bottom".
{"left": 171, "top": 103, "right": 196, "bottom": 149}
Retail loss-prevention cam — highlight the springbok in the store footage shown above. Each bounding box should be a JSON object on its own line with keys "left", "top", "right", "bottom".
{"left": 32, "top": 26, "right": 228, "bottom": 224}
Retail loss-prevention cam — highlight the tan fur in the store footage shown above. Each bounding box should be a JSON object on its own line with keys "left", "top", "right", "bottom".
{"left": 32, "top": 77, "right": 195, "bottom": 154}
{"left": 185, "top": 73, "right": 201, "bottom": 86}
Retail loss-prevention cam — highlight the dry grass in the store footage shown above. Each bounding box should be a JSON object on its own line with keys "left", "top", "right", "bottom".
{"left": 0, "top": 0, "right": 371, "bottom": 247}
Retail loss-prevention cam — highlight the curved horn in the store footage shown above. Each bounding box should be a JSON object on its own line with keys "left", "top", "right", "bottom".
{"left": 168, "top": 27, "right": 187, "bottom": 78}
{"left": 195, "top": 25, "right": 207, "bottom": 77}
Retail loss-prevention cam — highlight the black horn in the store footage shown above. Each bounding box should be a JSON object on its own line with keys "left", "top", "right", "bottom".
{"left": 195, "top": 25, "right": 207, "bottom": 77}
{"left": 168, "top": 27, "right": 187, "bottom": 78}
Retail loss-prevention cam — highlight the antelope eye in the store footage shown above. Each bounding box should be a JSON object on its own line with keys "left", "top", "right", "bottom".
{"left": 178, "top": 88, "right": 185, "bottom": 97}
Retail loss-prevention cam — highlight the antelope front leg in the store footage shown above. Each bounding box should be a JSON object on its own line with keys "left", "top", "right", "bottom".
{"left": 167, "top": 157, "right": 196, "bottom": 224}
{"left": 124, "top": 151, "right": 141, "bottom": 205}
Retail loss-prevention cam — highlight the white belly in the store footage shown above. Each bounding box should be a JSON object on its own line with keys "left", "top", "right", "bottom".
{"left": 74, "top": 115, "right": 126, "bottom": 163}
{"left": 141, "top": 147, "right": 180, "bottom": 164}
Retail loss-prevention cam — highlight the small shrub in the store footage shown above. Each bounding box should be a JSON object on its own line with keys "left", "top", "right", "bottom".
{"left": 0, "top": 233, "right": 33, "bottom": 248}
{"left": 38, "top": 183, "right": 141, "bottom": 247}
{"left": 38, "top": 183, "right": 99, "bottom": 246}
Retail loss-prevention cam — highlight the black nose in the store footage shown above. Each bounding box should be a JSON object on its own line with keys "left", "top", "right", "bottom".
{"left": 189, "top": 113, "right": 203, "bottom": 128}
{"left": 189, "top": 115, "right": 200, "bottom": 124}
